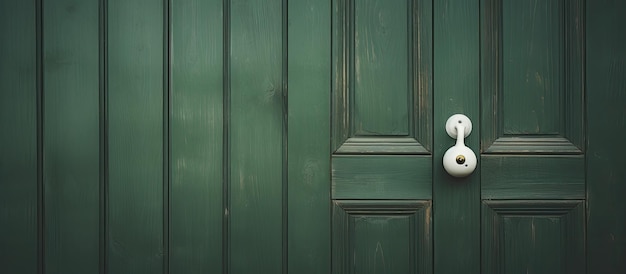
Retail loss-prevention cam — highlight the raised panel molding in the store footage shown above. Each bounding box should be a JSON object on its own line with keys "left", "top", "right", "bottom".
{"left": 335, "top": 137, "right": 428, "bottom": 154}
{"left": 481, "top": 0, "right": 584, "bottom": 154}
{"left": 332, "top": 0, "right": 432, "bottom": 154}
{"left": 482, "top": 200, "right": 585, "bottom": 274}
{"left": 332, "top": 200, "right": 432, "bottom": 274}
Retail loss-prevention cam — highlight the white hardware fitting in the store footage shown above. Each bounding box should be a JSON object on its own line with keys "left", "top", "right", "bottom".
{"left": 443, "top": 114, "right": 477, "bottom": 178}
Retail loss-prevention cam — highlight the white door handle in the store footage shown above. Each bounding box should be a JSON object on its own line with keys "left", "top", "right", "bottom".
{"left": 443, "top": 114, "right": 477, "bottom": 177}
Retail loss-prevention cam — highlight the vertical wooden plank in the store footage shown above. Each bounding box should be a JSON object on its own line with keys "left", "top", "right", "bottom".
{"left": 229, "top": 0, "right": 283, "bottom": 272}
{"left": 163, "top": 1, "right": 171, "bottom": 272}
{"left": 0, "top": 1, "right": 38, "bottom": 273}
{"left": 107, "top": 0, "right": 164, "bottom": 273}
{"left": 433, "top": 0, "right": 480, "bottom": 273}
{"left": 287, "top": 0, "right": 331, "bottom": 273}
{"left": 587, "top": 0, "right": 626, "bottom": 273}
{"left": 42, "top": 1, "right": 100, "bottom": 273}
{"left": 99, "top": 1, "right": 109, "bottom": 273}
{"left": 169, "top": 0, "right": 223, "bottom": 273}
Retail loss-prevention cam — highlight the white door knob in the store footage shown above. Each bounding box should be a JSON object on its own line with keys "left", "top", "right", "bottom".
{"left": 443, "top": 114, "right": 477, "bottom": 177}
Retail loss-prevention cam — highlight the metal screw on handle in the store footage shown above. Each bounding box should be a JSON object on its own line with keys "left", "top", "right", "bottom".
{"left": 443, "top": 114, "right": 477, "bottom": 178}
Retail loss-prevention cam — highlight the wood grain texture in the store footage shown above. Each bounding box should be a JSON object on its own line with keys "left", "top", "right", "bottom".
{"left": 482, "top": 200, "right": 585, "bottom": 274}
{"left": 502, "top": 0, "right": 563, "bottom": 135}
{"left": 335, "top": 137, "right": 428, "bottom": 154}
{"left": 5, "top": 1, "right": 625, "bottom": 273}
{"left": 353, "top": 0, "right": 409, "bottom": 136}
{"left": 587, "top": 0, "right": 626, "bottom": 272}
{"left": 169, "top": 0, "right": 223, "bottom": 273}
{"left": 229, "top": 0, "right": 283, "bottom": 273}
{"left": 353, "top": 215, "right": 411, "bottom": 273}
{"left": 481, "top": 0, "right": 585, "bottom": 153}
{"left": 433, "top": 0, "right": 481, "bottom": 273}
{"left": 332, "top": 0, "right": 432, "bottom": 153}
{"left": 332, "top": 200, "right": 431, "bottom": 274}
{"left": 287, "top": 0, "right": 331, "bottom": 273}
{"left": 107, "top": 0, "right": 164, "bottom": 273}
{"left": 0, "top": 1, "right": 38, "bottom": 273}
{"left": 332, "top": 156, "right": 431, "bottom": 199}
{"left": 481, "top": 155, "right": 585, "bottom": 199}
{"left": 482, "top": 137, "right": 582, "bottom": 154}
{"left": 43, "top": 0, "right": 100, "bottom": 273}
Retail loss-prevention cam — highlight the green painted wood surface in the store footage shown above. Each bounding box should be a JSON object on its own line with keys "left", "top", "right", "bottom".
{"left": 481, "top": 156, "right": 585, "bottom": 199}
{"left": 433, "top": 0, "right": 481, "bottom": 273}
{"left": 107, "top": 0, "right": 164, "bottom": 273}
{"left": 43, "top": 0, "right": 100, "bottom": 273}
{"left": 503, "top": 218, "right": 563, "bottom": 272}
{"left": 332, "top": 200, "right": 431, "bottom": 274}
{"left": 587, "top": 0, "right": 626, "bottom": 272}
{"left": 563, "top": 0, "right": 585, "bottom": 150}
{"left": 479, "top": 2, "right": 588, "bottom": 273}
{"left": 331, "top": 0, "right": 432, "bottom": 153}
{"left": 2, "top": 1, "right": 625, "bottom": 273}
{"left": 353, "top": 216, "right": 411, "bottom": 273}
{"left": 0, "top": 1, "right": 38, "bottom": 273}
{"left": 353, "top": 0, "right": 409, "bottom": 136}
{"left": 481, "top": 0, "right": 585, "bottom": 152}
{"left": 502, "top": 0, "right": 563, "bottom": 135}
{"left": 229, "top": 0, "right": 284, "bottom": 272}
{"left": 170, "top": 0, "right": 223, "bottom": 273}
{"left": 482, "top": 137, "right": 582, "bottom": 154}
{"left": 335, "top": 137, "right": 429, "bottom": 154}
{"left": 287, "top": 0, "right": 331, "bottom": 272}
{"left": 332, "top": 156, "right": 431, "bottom": 199}
{"left": 482, "top": 200, "right": 585, "bottom": 274}
{"left": 330, "top": 1, "right": 433, "bottom": 271}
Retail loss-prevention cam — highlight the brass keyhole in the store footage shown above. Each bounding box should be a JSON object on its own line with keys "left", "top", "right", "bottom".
{"left": 456, "top": 155, "right": 466, "bottom": 164}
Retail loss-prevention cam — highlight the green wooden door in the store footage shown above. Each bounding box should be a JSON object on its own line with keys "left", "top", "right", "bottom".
{"left": 331, "top": 0, "right": 587, "bottom": 273}
{"left": 1, "top": 0, "right": 625, "bottom": 274}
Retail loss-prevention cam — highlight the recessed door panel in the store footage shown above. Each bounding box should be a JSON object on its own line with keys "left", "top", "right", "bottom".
{"left": 332, "top": 201, "right": 431, "bottom": 274}
{"left": 482, "top": 200, "right": 585, "bottom": 274}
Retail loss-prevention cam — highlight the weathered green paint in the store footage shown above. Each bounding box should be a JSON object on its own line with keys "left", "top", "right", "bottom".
{"left": 502, "top": 0, "right": 563, "bottom": 135}
{"left": 332, "top": 0, "right": 432, "bottom": 153}
{"left": 433, "top": 0, "right": 481, "bottom": 273}
{"left": 353, "top": 0, "right": 409, "bottom": 136}
{"left": 332, "top": 156, "right": 431, "bottom": 199}
{"left": 481, "top": 0, "right": 585, "bottom": 152}
{"left": 287, "top": 0, "right": 332, "bottom": 272}
{"left": 0, "top": 1, "right": 38, "bottom": 273}
{"left": 1, "top": 0, "right": 626, "bottom": 274}
{"left": 332, "top": 200, "right": 431, "bottom": 274}
{"left": 479, "top": 1, "right": 587, "bottom": 273}
{"left": 587, "top": 0, "right": 626, "bottom": 272}
{"left": 330, "top": 0, "right": 433, "bottom": 272}
{"left": 229, "top": 0, "right": 284, "bottom": 272}
{"left": 170, "top": 0, "right": 223, "bottom": 273}
{"left": 43, "top": 0, "right": 100, "bottom": 273}
{"left": 481, "top": 156, "right": 585, "bottom": 199}
{"left": 353, "top": 215, "right": 411, "bottom": 273}
{"left": 482, "top": 200, "right": 585, "bottom": 274}
{"left": 107, "top": 0, "right": 164, "bottom": 272}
